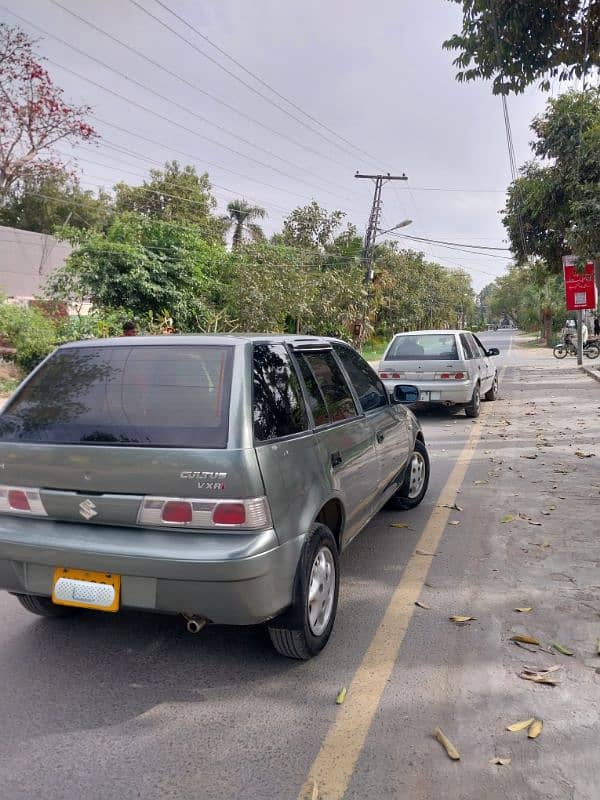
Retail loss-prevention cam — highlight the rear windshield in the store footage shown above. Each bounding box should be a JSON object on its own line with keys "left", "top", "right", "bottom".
{"left": 0, "top": 344, "right": 233, "bottom": 448}
{"left": 386, "top": 334, "right": 459, "bottom": 361}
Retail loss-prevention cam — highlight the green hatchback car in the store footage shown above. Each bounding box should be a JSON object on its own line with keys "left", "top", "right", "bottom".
{"left": 0, "top": 335, "right": 429, "bottom": 658}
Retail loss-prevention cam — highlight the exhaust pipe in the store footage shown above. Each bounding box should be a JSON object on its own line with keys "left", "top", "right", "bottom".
{"left": 183, "top": 614, "right": 208, "bottom": 634}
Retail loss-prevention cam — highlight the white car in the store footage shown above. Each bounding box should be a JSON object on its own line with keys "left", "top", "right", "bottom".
{"left": 378, "top": 330, "right": 500, "bottom": 417}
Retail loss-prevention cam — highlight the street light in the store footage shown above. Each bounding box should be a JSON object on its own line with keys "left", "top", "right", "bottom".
{"left": 375, "top": 219, "right": 413, "bottom": 239}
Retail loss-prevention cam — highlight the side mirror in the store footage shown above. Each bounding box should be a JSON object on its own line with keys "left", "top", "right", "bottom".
{"left": 487, "top": 348, "right": 500, "bottom": 356}
{"left": 392, "top": 384, "right": 419, "bottom": 404}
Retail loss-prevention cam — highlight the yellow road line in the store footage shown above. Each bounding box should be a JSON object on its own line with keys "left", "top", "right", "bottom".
{"left": 299, "top": 410, "right": 489, "bottom": 800}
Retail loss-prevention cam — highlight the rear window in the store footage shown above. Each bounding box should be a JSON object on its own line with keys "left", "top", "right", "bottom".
{"left": 0, "top": 345, "right": 233, "bottom": 448}
{"left": 386, "top": 334, "right": 459, "bottom": 361}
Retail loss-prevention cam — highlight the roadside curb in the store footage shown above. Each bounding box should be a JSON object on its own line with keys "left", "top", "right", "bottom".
{"left": 581, "top": 365, "right": 600, "bottom": 383}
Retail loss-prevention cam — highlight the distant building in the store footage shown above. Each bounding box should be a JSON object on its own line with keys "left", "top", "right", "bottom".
{"left": 0, "top": 225, "right": 72, "bottom": 304}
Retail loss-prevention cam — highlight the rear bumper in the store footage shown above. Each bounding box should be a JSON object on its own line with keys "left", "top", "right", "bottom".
{"left": 0, "top": 517, "right": 305, "bottom": 625}
{"left": 382, "top": 379, "right": 473, "bottom": 404}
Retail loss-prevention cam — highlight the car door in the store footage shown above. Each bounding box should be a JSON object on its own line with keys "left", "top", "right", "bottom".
{"left": 332, "top": 342, "right": 410, "bottom": 498}
{"left": 459, "top": 332, "right": 481, "bottom": 387}
{"left": 471, "top": 333, "right": 495, "bottom": 391}
{"left": 294, "top": 347, "right": 379, "bottom": 545}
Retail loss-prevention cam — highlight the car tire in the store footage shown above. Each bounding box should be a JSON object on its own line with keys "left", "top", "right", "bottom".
{"left": 386, "top": 439, "right": 430, "bottom": 511}
{"left": 268, "top": 524, "right": 339, "bottom": 660}
{"left": 15, "top": 593, "right": 78, "bottom": 618}
{"left": 484, "top": 373, "right": 498, "bottom": 401}
{"left": 464, "top": 383, "right": 481, "bottom": 418}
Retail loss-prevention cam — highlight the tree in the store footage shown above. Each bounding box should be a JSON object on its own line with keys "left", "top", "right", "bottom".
{"left": 224, "top": 199, "right": 266, "bottom": 248}
{"left": 278, "top": 201, "right": 346, "bottom": 250}
{"left": 502, "top": 89, "right": 600, "bottom": 267}
{"left": 47, "top": 212, "right": 226, "bottom": 329}
{"left": 443, "top": 0, "right": 599, "bottom": 95}
{"left": 0, "top": 23, "right": 97, "bottom": 201}
{"left": 114, "top": 161, "right": 226, "bottom": 244}
{"left": 0, "top": 166, "right": 112, "bottom": 233}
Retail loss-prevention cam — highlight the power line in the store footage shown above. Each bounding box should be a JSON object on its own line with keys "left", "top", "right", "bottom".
{"left": 391, "top": 233, "right": 511, "bottom": 251}
{"left": 126, "top": 0, "right": 369, "bottom": 164}
{"left": 389, "top": 232, "right": 512, "bottom": 260}
{"left": 152, "top": 0, "right": 383, "bottom": 166}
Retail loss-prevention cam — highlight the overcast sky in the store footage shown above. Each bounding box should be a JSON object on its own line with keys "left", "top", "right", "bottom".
{"left": 3, "top": 0, "right": 554, "bottom": 290}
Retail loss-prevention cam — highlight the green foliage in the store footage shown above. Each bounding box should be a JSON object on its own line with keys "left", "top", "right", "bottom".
{"left": 224, "top": 199, "right": 267, "bottom": 248}
{"left": 443, "top": 0, "right": 599, "bottom": 95}
{"left": 0, "top": 167, "right": 112, "bottom": 233}
{"left": 47, "top": 212, "right": 227, "bottom": 330}
{"left": 113, "top": 161, "right": 226, "bottom": 244}
{"left": 278, "top": 201, "right": 347, "bottom": 250}
{"left": 0, "top": 302, "right": 57, "bottom": 371}
{"left": 503, "top": 89, "right": 600, "bottom": 267}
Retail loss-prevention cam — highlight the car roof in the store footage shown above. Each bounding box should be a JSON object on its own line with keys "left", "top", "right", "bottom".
{"left": 391, "top": 330, "right": 468, "bottom": 336}
{"left": 55, "top": 333, "right": 343, "bottom": 349}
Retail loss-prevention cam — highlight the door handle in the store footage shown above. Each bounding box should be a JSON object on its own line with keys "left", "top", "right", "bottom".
{"left": 330, "top": 451, "right": 342, "bottom": 468}
{"left": 376, "top": 430, "right": 385, "bottom": 444}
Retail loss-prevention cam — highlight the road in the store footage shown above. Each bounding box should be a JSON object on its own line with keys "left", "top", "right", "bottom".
{"left": 0, "top": 330, "right": 599, "bottom": 800}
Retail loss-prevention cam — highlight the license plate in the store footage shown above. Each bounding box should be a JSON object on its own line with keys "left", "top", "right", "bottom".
{"left": 420, "top": 391, "right": 441, "bottom": 401}
{"left": 52, "top": 567, "right": 120, "bottom": 612}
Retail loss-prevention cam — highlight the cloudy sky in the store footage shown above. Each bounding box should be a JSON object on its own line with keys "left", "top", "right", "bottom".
{"left": 3, "top": 0, "right": 554, "bottom": 290}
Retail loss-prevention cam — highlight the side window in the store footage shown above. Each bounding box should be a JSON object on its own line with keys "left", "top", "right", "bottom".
{"left": 332, "top": 343, "right": 388, "bottom": 412}
{"left": 252, "top": 344, "right": 308, "bottom": 442}
{"left": 296, "top": 354, "right": 330, "bottom": 427}
{"left": 300, "top": 350, "right": 359, "bottom": 424}
{"left": 459, "top": 334, "right": 475, "bottom": 360}
{"left": 472, "top": 334, "right": 488, "bottom": 358}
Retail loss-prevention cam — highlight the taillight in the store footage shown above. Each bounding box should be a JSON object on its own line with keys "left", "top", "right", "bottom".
{"left": 0, "top": 486, "right": 47, "bottom": 516}
{"left": 161, "top": 501, "right": 193, "bottom": 524}
{"left": 435, "top": 372, "right": 467, "bottom": 381}
{"left": 454, "top": 372, "right": 465, "bottom": 380}
{"left": 138, "top": 496, "right": 271, "bottom": 530}
{"left": 379, "top": 372, "right": 389, "bottom": 379}
{"left": 212, "top": 502, "right": 245, "bottom": 525}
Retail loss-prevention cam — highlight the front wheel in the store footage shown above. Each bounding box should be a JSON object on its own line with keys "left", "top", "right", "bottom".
{"left": 484, "top": 373, "right": 498, "bottom": 401}
{"left": 553, "top": 344, "right": 568, "bottom": 359}
{"left": 268, "top": 524, "right": 339, "bottom": 660}
{"left": 386, "top": 439, "right": 430, "bottom": 510}
{"left": 464, "top": 384, "right": 481, "bottom": 418}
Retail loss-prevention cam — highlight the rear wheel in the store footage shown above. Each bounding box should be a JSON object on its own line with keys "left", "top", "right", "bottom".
{"left": 484, "top": 373, "right": 498, "bottom": 401}
{"left": 553, "top": 344, "right": 568, "bottom": 359}
{"left": 15, "top": 594, "right": 78, "bottom": 618}
{"left": 464, "top": 383, "right": 481, "bottom": 418}
{"left": 268, "top": 524, "right": 339, "bottom": 660}
{"left": 386, "top": 439, "right": 430, "bottom": 510}
{"left": 584, "top": 344, "right": 600, "bottom": 359}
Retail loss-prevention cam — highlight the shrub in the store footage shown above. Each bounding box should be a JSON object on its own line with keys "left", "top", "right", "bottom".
{"left": 0, "top": 303, "right": 57, "bottom": 372}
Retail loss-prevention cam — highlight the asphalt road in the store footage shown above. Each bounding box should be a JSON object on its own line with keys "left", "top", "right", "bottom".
{"left": 1, "top": 330, "right": 598, "bottom": 800}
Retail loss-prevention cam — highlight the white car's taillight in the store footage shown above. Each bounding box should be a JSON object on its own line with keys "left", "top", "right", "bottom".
{"left": 0, "top": 486, "right": 47, "bottom": 516}
{"left": 379, "top": 371, "right": 403, "bottom": 379}
{"left": 137, "top": 496, "right": 272, "bottom": 530}
{"left": 434, "top": 372, "right": 467, "bottom": 380}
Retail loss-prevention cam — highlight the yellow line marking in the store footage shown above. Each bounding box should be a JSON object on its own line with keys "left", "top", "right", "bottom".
{"left": 299, "top": 409, "right": 489, "bottom": 800}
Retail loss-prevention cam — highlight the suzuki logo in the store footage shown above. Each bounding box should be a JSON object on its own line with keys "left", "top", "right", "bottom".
{"left": 79, "top": 499, "right": 98, "bottom": 521}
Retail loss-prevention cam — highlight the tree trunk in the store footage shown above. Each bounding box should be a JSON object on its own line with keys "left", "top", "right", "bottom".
{"left": 232, "top": 220, "right": 243, "bottom": 249}
{"left": 543, "top": 312, "right": 553, "bottom": 346}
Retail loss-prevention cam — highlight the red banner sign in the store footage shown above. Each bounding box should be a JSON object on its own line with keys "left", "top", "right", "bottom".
{"left": 562, "top": 257, "right": 597, "bottom": 311}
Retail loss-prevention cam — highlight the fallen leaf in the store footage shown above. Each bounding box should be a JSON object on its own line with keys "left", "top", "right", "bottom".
{"left": 450, "top": 615, "right": 476, "bottom": 624}
{"left": 433, "top": 727, "right": 460, "bottom": 760}
{"left": 474, "top": 480, "right": 489, "bottom": 485}
{"left": 527, "top": 520, "right": 543, "bottom": 526}
{"left": 300, "top": 779, "right": 319, "bottom": 800}
{"left": 510, "top": 635, "right": 540, "bottom": 645}
{"left": 415, "top": 600, "right": 430, "bottom": 609}
{"left": 575, "top": 451, "right": 595, "bottom": 458}
{"left": 448, "top": 520, "right": 461, "bottom": 526}
{"left": 514, "top": 607, "right": 533, "bottom": 613}
{"left": 522, "top": 665, "right": 561, "bottom": 674}
{"left": 519, "top": 673, "right": 559, "bottom": 686}
{"left": 490, "top": 757, "right": 512, "bottom": 765}
{"left": 529, "top": 541, "right": 551, "bottom": 549}
{"left": 335, "top": 687, "right": 347, "bottom": 705}
{"left": 528, "top": 719, "right": 543, "bottom": 739}
{"left": 501, "top": 514, "right": 515, "bottom": 523}
{"left": 390, "top": 522, "right": 410, "bottom": 529}
{"left": 597, "top": 639, "right": 600, "bottom": 656}
{"left": 415, "top": 550, "right": 437, "bottom": 556}
{"left": 552, "top": 642, "right": 574, "bottom": 656}
{"left": 506, "top": 718, "right": 535, "bottom": 732}
{"left": 521, "top": 454, "right": 538, "bottom": 460}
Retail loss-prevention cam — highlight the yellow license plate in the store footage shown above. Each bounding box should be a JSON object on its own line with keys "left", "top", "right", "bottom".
{"left": 52, "top": 567, "right": 120, "bottom": 612}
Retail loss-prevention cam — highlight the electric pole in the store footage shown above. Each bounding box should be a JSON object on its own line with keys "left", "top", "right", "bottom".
{"left": 354, "top": 171, "right": 408, "bottom": 344}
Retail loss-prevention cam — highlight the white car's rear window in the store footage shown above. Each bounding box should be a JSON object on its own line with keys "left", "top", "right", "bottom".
{"left": 386, "top": 334, "right": 459, "bottom": 361}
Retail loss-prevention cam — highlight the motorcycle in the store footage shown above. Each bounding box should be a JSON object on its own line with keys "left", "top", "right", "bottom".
{"left": 553, "top": 333, "right": 600, "bottom": 360}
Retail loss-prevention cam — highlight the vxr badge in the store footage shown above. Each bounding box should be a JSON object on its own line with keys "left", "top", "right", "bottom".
{"left": 79, "top": 499, "right": 98, "bottom": 521}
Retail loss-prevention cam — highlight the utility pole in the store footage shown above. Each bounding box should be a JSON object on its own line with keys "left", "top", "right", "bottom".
{"left": 354, "top": 172, "right": 408, "bottom": 345}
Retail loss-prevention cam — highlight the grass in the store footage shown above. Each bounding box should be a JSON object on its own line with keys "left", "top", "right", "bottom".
{"left": 361, "top": 344, "right": 386, "bottom": 363}
{"left": 0, "top": 360, "right": 23, "bottom": 397}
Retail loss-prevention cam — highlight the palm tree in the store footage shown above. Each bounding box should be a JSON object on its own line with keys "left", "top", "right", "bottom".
{"left": 225, "top": 200, "right": 267, "bottom": 248}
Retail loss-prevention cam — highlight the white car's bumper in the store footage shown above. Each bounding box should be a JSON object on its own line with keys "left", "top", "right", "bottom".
{"left": 383, "top": 379, "right": 474, "bottom": 405}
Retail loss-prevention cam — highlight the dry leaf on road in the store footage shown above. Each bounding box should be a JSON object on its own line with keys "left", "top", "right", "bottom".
{"left": 450, "top": 615, "right": 476, "bottom": 624}
{"left": 501, "top": 514, "right": 515, "bottom": 523}
{"left": 335, "top": 687, "right": 347, "bottom": 705}
{"left": 448, "top": 520, "right": 461, "bottom": 526}
{"left": 390, "top": 522, "right": 410, "bottom": 529}
{"left": 521, "top": 454, "right": 538, "bottom": 460}
{"left": 514, "top": 607, "right": 533, "bottom": 613}
{"left": 474, "top": 480, "right": 489, "bottom": 485}
{"left": 434, "top": 727, "right": 460, "bottom": 760}
{"left": 528, "top": 719, "right": 543, "bottom": 739}
{"left": 415, "top": 600, "right": 430, "bottom": 609}
{"left": 415, "top": 550, "right": 437, "bottom": 556}
{"left": 511, "top": 634, "right": 540, "bottom": 645}
{"left": 552, "top": 642, "right": 574, "bottom": 656}
{"left": 575, "top": 451, "right": 595, "bottom": 458}
{"left": 506, "top": 718, "right": 535, "bottom": 732}
{"left": 490, "top": 757, "right": 512, "bottom": 765}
